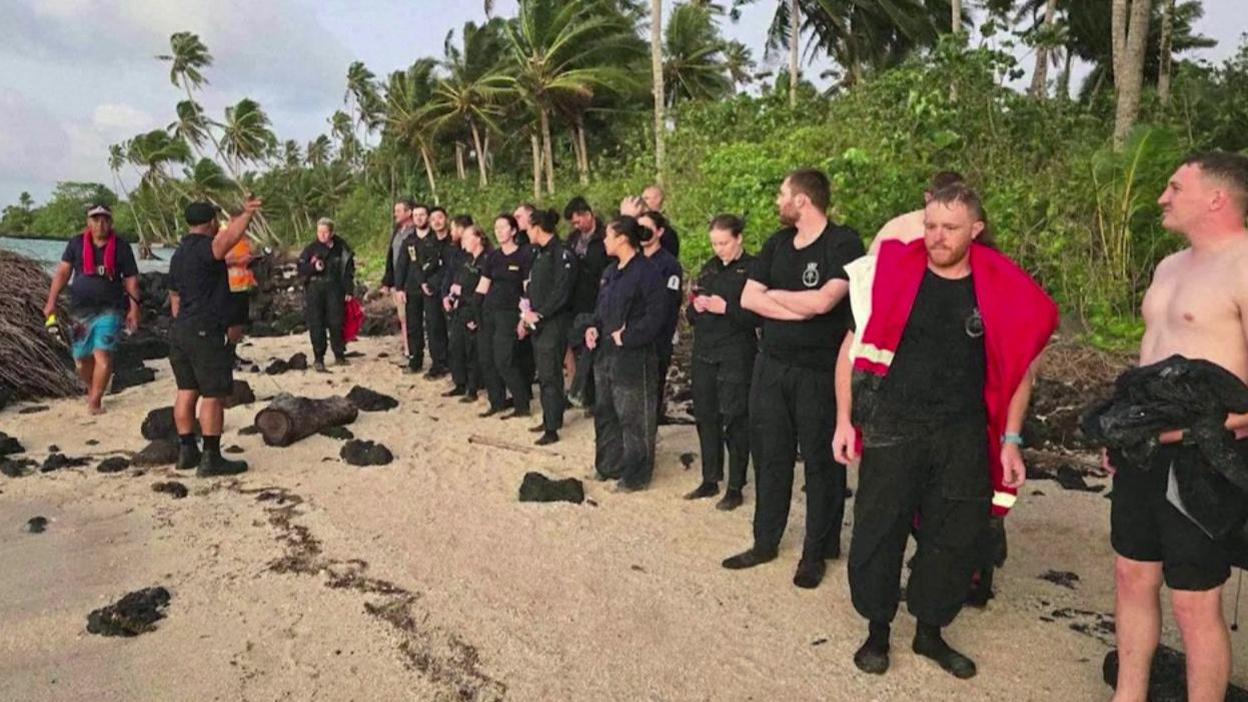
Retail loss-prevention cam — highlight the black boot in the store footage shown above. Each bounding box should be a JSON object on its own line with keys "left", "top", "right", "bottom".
{"left": 853, "top": 622, "right": 891, "bottom": 675}
{"left": 793, "top": 555, "right": 827, "bottom": 589}
{"left": 535, "top": 431, "right": 559, "bottom": 446}
{"left": 197, "top": 448, "right": 248, "bottom": 478}
{"left": 441, "top": 386, "right": 466, "bottom": 397}
{"left": 722, "top": 547, "right": 778, "bottom": 570}
{"left": 913, "top": 623, "right": 977, "bottom": 679}
{"left": 176, "top": 442, "right": 201, "bottom": 471}
{"left": 683, "top": 481, "right": 719, "bottom": 500}
{"left": 715, "top": 489, "right": 744, "bottom": 511}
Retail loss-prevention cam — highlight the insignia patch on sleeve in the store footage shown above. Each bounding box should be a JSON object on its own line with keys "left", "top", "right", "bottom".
{"left": 667, "top": 275, "right": 680, "bottom": 291}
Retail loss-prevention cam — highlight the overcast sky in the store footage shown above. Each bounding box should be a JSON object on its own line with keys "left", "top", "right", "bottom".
{"left": 0, "top": 0, "right": 1243, "bottom": 209}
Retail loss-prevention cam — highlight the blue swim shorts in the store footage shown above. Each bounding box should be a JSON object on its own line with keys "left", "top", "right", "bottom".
{"left": 70, "top": 312, "right": 124, "bottom": 361}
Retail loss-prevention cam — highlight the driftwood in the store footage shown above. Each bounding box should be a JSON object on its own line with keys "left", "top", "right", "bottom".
{"left": 254, "top": 393, "right": 358, "bottom": 447}
{"left": 468, "top": 434, "right": 562, "bottom": 457}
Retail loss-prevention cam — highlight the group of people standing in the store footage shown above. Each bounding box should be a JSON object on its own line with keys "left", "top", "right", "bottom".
{"left": 40, "top": 150, "right": 1248, "bottom": 698}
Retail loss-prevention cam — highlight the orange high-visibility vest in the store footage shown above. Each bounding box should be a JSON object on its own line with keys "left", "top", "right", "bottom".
{"left": 228, "top": 238, "right": 257, "bottom": 292}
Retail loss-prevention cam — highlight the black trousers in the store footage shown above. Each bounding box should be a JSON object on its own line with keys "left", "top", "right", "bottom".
{"left": 693, "top": 351, "right": 753, "bottom": 490}
{"left": 403, "top": 287, "right": 424, "bottom": 367}
{"left": 593, "top": 345, "right": 658, "bottom": 488}
{"left": 749, "top": 353, "right": 845, "bottom": 558}
{"left": 480, "top": 308, "right": 531, "bottom": 412}
{"left": 305, "top": 283, "right": 345, "bottom": 362}
{"left": 848, "top": 418, "right": 991, "bottom": 628}
{"left": 422, "top": 291, "right": 448, "bottom": 368}
{"left": 656, "top": 345, "right": 673, "bottom": 419}
{"left": 533, "top": 314, "right": 570, "bottom": 432}
{"left": 447, "top": 309, "right": 479, "bottom": 393}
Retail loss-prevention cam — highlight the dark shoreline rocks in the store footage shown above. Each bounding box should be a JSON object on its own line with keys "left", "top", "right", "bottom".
{"left": 86, "top": 587, "right": 171, "bottom": 637}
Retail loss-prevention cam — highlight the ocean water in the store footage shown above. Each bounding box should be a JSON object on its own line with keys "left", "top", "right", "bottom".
{"left": 0, "top": 236, "right": 170, "bottom": 273}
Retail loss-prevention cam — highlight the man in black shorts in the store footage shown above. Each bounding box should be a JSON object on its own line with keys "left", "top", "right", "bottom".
{"left": 168, "top": 198, "right": 262, "bottom": 478}
{"left": 721, "top": 169, "right": 864, "bottom": 589}
{"left": 1108, "top": 152, "right": 1248, "bottom": 702}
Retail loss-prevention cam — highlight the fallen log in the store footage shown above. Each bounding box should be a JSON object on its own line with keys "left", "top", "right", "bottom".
{"left": 254, "top": 394, "right": 358, "bottom": 447}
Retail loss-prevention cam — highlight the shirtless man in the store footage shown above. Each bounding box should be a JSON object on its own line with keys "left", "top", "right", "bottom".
{"left": 868, "top": 171, "right": 964, "bottom": 254}
{"left": 1111, "top": 152, "right": 1248, "bottom": 702}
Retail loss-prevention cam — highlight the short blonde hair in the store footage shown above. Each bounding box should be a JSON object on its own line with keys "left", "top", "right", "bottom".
{"left": 317, "top": 217, "right": 335, "bottom": 231}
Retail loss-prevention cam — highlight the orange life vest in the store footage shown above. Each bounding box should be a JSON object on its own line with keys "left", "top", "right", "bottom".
{"left": 228, "top": 239, "right": 257, "bottom": 292}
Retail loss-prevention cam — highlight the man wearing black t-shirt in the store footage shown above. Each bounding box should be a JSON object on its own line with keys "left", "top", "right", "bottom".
{"left": 168, "top": 198, "right": 261, "bottom": 478}
{"left": 42, "top": 204, "right": 140, "bottom": 414}
{"left": 721, "top": 169, "right": 865, "bottom": 590}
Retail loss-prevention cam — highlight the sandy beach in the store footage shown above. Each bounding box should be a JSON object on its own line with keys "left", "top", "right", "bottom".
{"left": 2, "top": 333, "right": 1245, "bottom": 701}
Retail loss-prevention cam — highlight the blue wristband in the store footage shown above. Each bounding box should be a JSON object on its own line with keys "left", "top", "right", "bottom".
{"left": 1002, "top": 433, "right": 1023, "bottom": 446}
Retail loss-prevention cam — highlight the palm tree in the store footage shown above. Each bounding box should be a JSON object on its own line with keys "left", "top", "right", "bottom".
{"left": 663, "top": 2, "right": 733, "bottom": 107}
{"left": 344, "top": 61, "right": 384, "bottom": 147}
{"left": 722, "top": 40, "right": 757, "bottom": 91}
{"left": 168, "top": 100, "right": 216, "bottom": 157}
{"left": 329, "top": 110, "right": 360, "bottom": 169}
{"left": 108, "top": 143, "right": 150, "bottom": 246}
{"left": 158, "top": 32, "right": 212, "bottom": 104}
{"left": 127, "top": 130, "right": 192, "bottom": 240}
{"left": 306, "top": 135, "right": 333, "bottom": 168}
{"left": 1028, "top": 0, "right": 1059, "bottom": 98}
{"left": 501, "top": 0, "right": 642, "bottom": 194}
{"left": 423, "top": 20, "right": 510, "bottom": 187}
{"left": 1111, "top": 0, "right": 1151, "bottom": 150}
{"left": 220, "top": 99, "right": 277, "bottom": 180}
{"left": 1157, "top": 0, "right": 1175, "bottom": 105}
{"left": 384, "top": 59, "right": 442, "bottom": 199}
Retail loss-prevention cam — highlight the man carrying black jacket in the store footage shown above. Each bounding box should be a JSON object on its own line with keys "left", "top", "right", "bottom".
{"left": 721, "top": 169, "right": 865, "bottom": 590}
{"left": 521, "top": 208, "right": 577, "bottom": 446}
{"left": 566, "top": 197, "right": 610, "bottom": 408}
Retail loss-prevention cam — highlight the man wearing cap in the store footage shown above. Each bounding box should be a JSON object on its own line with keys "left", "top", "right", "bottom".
{"left": 168, "top": 198, "right": 262, "bottom": 478}
{"left": 42, "top": 204, "right": 141, "bottom": 414}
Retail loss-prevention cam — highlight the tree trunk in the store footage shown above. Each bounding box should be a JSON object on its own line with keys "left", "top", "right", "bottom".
{"left": 1029, "top": 0, "right": 1058, "bottom": 99}
{"left": 419, "top": 144, "right": 438, "bottom": 200}
{"left": 951, "top": 0, "right": 961, "bottom": 33}
{"left": 254, "top": 394, "right": 359, "bottom": 447}
{"left": 651, "top": 0, "right": 666, "bottom": 183}
{"left": 1158, "top": 0, "right": 1175, "bottom": 105}
{"left": 1057, "top": 47, "right": 1073, "bottom": 101}
{"left": 576, "top": 118, "right": 590, "bottom": 184}
{"left": 530, "top": 131, "right": 542, "bottom": 200}
{"left": 788, "top": 0, "right": 799, "bottom": 109}
{"left": 455, "top": 142, "right": 466, "bottom": 180}
{"left": 540, "top": 107, "right": 555, "bottom": 195}
{"left": 1111, "top": 0, "right": 1152, "bottom": 150}
{"left": 470, "top": 120, "right": 488, "bottom": 187}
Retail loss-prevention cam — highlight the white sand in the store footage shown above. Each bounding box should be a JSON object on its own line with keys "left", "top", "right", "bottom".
{"left": 0, "top": 334, "right": 1244, "bottom": 701}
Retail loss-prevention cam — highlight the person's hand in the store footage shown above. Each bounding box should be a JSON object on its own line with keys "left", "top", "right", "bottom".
{"left": 42, "top": 301, "right": 55, "bottom": 318}
{"left": 396, "top": 290, "right": 407, "bottom": 304}
{"left": 345, "top": 294, "right": 353, "bottom": 302}
{"left": 450, "top": 284, "right": 462, "bottom": 297}
{"left": 443, "top": 297, "right": 453, "bottom": 312}
{"left": 1101, "top": 448, "right": 1116, "bottom": 476}
{"left": 1001, "top": 443, "right": 1026, "bottom": 489}
{"left": 704, "top": 295, "right": 728, "bottom": 315}
{"left": 610, "top": 326, "right": 625, "bottom": 346}
{"left": 242, "top": 197, "right": 263, "bottom": 214}
{"left": 832, "top": 420, "right": 858, "bottom": 465}
{"left": 521, "top": 310, "right": 539, "bottom": 326}
{"left": 1159, "top": 429, "right": 1184, "bottom": 444}
{"left": 585, "top": 327, "right": 599, "bottom": 350}
{"left": 421, "top": 283, "right": 433, "bottom": 297}
{"left": 467, "top": 321, "right": 478, "bottom": 331}
{"left": 692, "top": 295, "right": 708, "bottom": 313}
{"left": 516, "top": 321, "right": 529, "bottom": 340}
{"left": 125, "top": 308, "right": 140, "bottom": 333}
{"left": 381, "top": 285, "right": 391, "bottom": 296}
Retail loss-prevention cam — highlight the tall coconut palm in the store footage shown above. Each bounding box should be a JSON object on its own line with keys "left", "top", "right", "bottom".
{"left": 722, "top": 40, "right": 758, "bottom": 91}
{"left": 108, "top": 143, "right": 150, "bottom": 246}
{"left": 502, "top": 0, "right": 642, "bottom": 194}
{"left": 663, "top": 2, "right": 733, "bottom": 107}
{"left": 220, "top": 99, "right": 277, "bottom": 184}
{"left": 1028, "top": 0, "right": 1059, "bottom": 98}
{"left": 329, "top": 110, "right": 360, "bottom": 168}
{"left": 158, "top": 32, "right": 212, "bottom": 104}
{"left": 384, "top": 59, "right": 442, "bottom": 199}
{"left": 306, "top": 135, "right": 333, "bottom": 168}
{"left": 423, "top": 20, "right": 510, "bottom": 187}
{"left": 1111, "top": 0, "right": 1151, "bottom": 150}
{"left": 127, "top": 130, "right": 192, "bottom": 240}
{"left": 652, "top": 0, "right": 666, "bottom": 183}
{"left": 344, "top": 61, "right": 384, "bottom": 147}
{"left": 1157, "top": 0, "right": 1175, "bottom": 104}
{"left": 168, "top": 99, "right": 216, "bottom": 158}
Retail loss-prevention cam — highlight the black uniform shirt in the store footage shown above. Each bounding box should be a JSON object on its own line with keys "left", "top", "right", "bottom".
{"left": 526, "top": 236, "right": 577, "bottom": 321}
{"left": 169, "top": 233, "right": 230, "bottom": 331}
{"left": 440, "top": 245, "right": 467, "bottom": 298}
{"left": 646, "top": 246, "right": 683, "bottom": 354}
{"left": 749, "top": 223, "right": 864, "bottom": 370}
{"left": 568, "top": 219, "right": 610, "bottom": 315}
{"left": 688, "top": 252, "right": 759, "bottom": 361}
{"left": 394, "top": 228, "right": 431, "bottom": 291}
{"left": 660, "top": 223, "right": 680, "bottom": 258}
{"left": 415, "top": 231, "right": 450, "bottom": 291}
{"left": 593, "top": 255, "right": 666, "bottom": 349}
{"left": 297, "top": 237, "right": 354, "bottom": 293}
{"left": 867, "top": 270, "right": 987, "bottom": 442}
{"left": 483, "top": 244, "right": 534, "bottom": 311}
{"left": 451, "top": 252, "right": 486, "bottom": 325}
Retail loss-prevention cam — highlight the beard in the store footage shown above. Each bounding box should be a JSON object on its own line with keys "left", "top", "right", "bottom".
{"left": 926, "top": 243, "right": 970, "bottom": 269}
{"left": 778, "top": 205, "right": 798, "bottom": 227}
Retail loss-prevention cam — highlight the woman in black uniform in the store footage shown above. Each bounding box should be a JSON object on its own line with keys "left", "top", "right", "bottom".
{"left": 297, "top": 217, "right": 355, "bottom": 373}
{"left": 684, "top": 214, "right": 758, "bottom": 511}
{"left": 443, "top": 223, "right": 489, "bottom": 401}
{"left": 586, "top": 216, "right": 668, "bottom": 492}
{"left": 476, "top": 214, "right": 534, "bottom": 418}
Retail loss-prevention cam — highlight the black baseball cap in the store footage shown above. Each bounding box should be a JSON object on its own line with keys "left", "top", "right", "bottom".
{"left": 86, "top": 203, "right": 112, "bottom": 218}
{"left": 185, "top": 201, "right": 220, "bottom": 226}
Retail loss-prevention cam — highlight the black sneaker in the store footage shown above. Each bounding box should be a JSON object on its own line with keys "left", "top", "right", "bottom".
{"left": 424, "top": 365, "right": 449, "bottom": 380}
{"left": 460, "top": 393, "right": 479, "bottom": 403}
{"left": 501, "top": 408, "right": 531, "bottom": 420}
{"left": 442, "top": 386, "right": 466, "bottom": 398}
{"left": 722, "top": 548, "right": 778, "bottom": 570}
{"left": 197, "top": 452, "right": 248, "bottom": 478}
{"left": 314, "top": 360, "right": 329, "bottom": 373}
{"left": 479, "top": 406, "right": 504, "bottom": 418}
{"left": 334, "top": 357, "right": 350, "bottom": 367}
{"left": 176, "top": 443, "right": 201, "bottom": 471}
{"left": 529, "top": 423, "right": 546, "bottom": 433}
{"left": 535, "top": 431, "right": 559, "bottom": 446}
{"left": 793, "top": 557, "right": 827, "bottom": 589}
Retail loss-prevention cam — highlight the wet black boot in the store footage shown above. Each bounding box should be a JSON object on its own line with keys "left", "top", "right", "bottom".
{"left": 854, "top": 622, "right": 891, "bottom": 674}
{"left": 175, "top": 435, "right": 201, "bottom": 471}
{"left": 196, "top": 436, "right": 247, "bottom": 478}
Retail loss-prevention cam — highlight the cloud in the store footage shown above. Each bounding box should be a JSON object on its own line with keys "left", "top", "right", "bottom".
{"left": 92, "top": 103, "right": 156, "bottom": 132}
